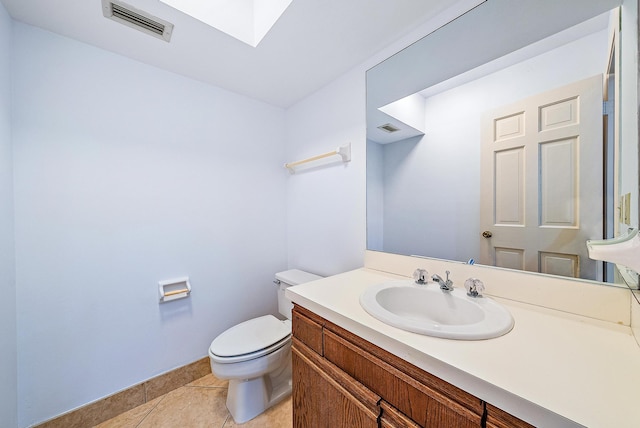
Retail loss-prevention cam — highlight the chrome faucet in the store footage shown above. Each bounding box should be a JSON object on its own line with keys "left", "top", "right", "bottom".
{"left": 432, "top": 270, "right": 453, "bottom": 291}
{"left": 413, "top": 268, "right": 428, "bottom": 285}
{"left": 464, "top": 278, "right": 485, "bottom": 298}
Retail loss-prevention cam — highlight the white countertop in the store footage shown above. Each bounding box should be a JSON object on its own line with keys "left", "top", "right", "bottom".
{"left": 286, "top": 268, "right": 640, "bottom": 428}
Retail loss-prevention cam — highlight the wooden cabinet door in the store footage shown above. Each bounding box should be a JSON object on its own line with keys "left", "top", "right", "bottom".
{"left": 380, "top": 400, "right": 422, "bottom": 428}
{"left": 292, "top": 341, "right": 380, "bottom": 428}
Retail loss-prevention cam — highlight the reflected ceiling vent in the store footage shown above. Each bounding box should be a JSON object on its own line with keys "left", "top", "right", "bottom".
{"left": 377, "top": 123, "right": 401, "bottom": 133}
{"left": 102, "top": 0, "right": 174, "bottom": 42}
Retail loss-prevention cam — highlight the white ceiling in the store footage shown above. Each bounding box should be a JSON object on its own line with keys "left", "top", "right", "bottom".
{"left": 0, "top": 0, "right": 456, "bottom": 108}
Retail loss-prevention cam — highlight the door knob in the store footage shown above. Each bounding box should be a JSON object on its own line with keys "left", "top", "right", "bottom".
{"left": 482, "top": 231, "right": 493, "bottom": 238}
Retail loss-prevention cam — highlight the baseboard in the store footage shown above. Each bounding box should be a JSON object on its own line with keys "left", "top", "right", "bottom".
{"left": 34, "top": 357, "right": 211, "bottom": 427}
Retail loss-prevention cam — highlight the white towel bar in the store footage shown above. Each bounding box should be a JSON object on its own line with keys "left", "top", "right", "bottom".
{"left": 284, "top": 143, "right": 351, "bottom": 173}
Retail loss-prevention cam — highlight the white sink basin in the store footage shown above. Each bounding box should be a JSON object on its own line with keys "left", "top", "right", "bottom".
{"left": 359, "top": 281, "right": 514, "bottom": 340}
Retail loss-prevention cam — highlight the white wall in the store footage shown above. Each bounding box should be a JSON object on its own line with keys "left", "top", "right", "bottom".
{"left": 283, "top": 1, "right": 483, "bottom": 277}
{"left": 284, "top": 68, "right": 367, "bottom": 276}
{"left": 366, "top": 139, "right": 384, "bottom": 251}
{"left": 379, "top": 30, "right": 608, "bottom": 261}
{"left": 12, "top": 23, "right": 288, "bottom": 426}
{"left": 3, "top": 1, "right": 478, "bottom": 424}
{"left": 0, "top": 1, "right": 17, "bottom": 426}
{"left": 620, "top": 0, "right": 639, "bottom": 227}
{"left": 7, "top": 0, "right": 595, "bottom": 425}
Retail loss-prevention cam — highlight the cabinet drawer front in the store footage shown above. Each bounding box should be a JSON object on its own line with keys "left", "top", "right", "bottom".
{"left": 292, "top": 305, "right": 324, "bottom": 355}
{"left": 324, "top": 329, "right": 482, "bottom": 427}
{"left": 292, "top": 341, "right": 380, "bottom": 428}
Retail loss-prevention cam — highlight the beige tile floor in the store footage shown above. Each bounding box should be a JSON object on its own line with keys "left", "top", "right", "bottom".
{"left": 95, "top": 374, "right": 292, "bottom": 428}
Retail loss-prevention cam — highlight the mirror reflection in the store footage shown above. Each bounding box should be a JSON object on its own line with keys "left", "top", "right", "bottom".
{"left": 366, "top": 0, "right": 638, "bottom": 287}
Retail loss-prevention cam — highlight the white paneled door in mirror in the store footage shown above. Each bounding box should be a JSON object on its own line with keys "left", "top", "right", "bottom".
{"left": 480, "top": 75, "right": 603, "bottom": 280}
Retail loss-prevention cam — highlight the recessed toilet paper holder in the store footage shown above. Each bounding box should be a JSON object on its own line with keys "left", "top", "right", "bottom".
{"left": 159, "top": 277, "right": 191, "bottom": 303}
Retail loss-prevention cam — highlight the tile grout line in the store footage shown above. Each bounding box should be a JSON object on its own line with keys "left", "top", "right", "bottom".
{"left": 134, "top": 395, "right": 166, "bottom": 428}
{"left": 221, "top": 413, "right": 231, "bottom": 428}
{"left": 184, "top": 384, "right": 228, "bottom": 390}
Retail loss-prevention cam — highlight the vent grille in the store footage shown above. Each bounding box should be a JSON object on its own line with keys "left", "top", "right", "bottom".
{"left": 102, "top": 0, "right": 173, "bottom": 42}
{"left": 111, "top": 3, "right": 165, "bottom": 35}
{"left": 377, "top": 123, "right": 401, "bottom": 133}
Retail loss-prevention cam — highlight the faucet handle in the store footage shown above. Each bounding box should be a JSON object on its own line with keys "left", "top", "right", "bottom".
{"left": 464, "top": 278, "right": 485, "bottom": 297}
{"left": 413, "top": 268, "right": 428, "bottom": 285}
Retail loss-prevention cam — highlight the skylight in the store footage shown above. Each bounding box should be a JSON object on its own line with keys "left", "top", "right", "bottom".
{"left": 159, "top": 0, "right": 293, "bottom": 47}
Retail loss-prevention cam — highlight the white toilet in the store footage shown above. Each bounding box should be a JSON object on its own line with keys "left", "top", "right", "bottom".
{"left": 208, "top": 269, "right": 322, "bottom": 423}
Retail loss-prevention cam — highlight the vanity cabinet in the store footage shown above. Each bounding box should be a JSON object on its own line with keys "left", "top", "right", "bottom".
{"left": 484, "top": 404, "right": 535, "bottom": 428}
{"left": 291, "top": 304, "right": 534, "bottom": 428}
{"left": 292, "top": 343, "right": 379, "bottom": 427}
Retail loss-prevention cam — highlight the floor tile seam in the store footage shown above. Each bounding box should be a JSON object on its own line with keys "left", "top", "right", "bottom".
{"left": 134, "top": 394, "right": 166, "bottom": 428}
{"left": 221, "top": 414, "right": 232, "bottom": 427}
{"left": 184, "top": 384, "right": 229, "bottom": 390}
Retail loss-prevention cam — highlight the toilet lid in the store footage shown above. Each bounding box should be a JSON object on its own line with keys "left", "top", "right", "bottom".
{"left": 210, "top": 315, "right": 291, "bottom": 358}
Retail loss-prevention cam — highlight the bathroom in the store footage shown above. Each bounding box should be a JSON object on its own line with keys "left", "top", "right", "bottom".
{"left": 1, "top": 0, "right": 640, "bottom": 427}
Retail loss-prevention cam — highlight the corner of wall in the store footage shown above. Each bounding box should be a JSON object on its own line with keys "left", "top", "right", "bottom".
{"left": 0, "top": 1, "right": 17, "bottom": 426}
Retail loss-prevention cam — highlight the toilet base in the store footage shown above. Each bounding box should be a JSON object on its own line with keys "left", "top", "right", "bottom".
{"left": 226, "top": 356, "right": 292, "bottom": 423}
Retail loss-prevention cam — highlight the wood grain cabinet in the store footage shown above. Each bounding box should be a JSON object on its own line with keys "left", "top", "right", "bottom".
{"left": 291, "top": 305, "right": 534, "bottom": 428}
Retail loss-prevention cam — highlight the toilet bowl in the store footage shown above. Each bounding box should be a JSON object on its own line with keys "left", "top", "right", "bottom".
{"left": 208, "top": 269, "right": 322, "bottom": 424}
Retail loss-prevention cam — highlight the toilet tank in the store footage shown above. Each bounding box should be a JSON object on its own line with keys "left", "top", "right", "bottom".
{"left": 275, "top": 269, "right": 322, "bottom": 319}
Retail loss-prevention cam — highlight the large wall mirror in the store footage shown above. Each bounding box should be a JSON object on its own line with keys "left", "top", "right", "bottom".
{"left": 366, "top": 0, "right": 639, "bottom": 288}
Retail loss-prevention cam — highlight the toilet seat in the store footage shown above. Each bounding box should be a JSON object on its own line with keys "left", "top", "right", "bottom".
{"left": 209, "top": 315, "right": 291, "bottom": 364}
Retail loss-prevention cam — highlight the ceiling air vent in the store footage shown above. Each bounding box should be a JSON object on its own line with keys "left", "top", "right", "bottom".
{"left": 377, "top": 123, "right": 401, "bottom": 133}
{"left": 102, "top": 0, "right": 174, "bottom": 42}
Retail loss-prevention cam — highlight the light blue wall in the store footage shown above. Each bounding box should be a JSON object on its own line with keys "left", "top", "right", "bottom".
{"left": 284, "top": 66, "right": 366, "bottom": 276}
{"left": 283, "top": 1, "right": 484, "bottom": 277}
{"left": 621, "top": 0, "right": 639, "bottom": 227}
{"left": 380, "top": 30, "right": 608, "bottom": 261}
{"left": 3, "top": 1, "right": 505, "bottom": 425}
{"left": 12, "top": 23, "right": 288, "bottom": 427}
{"left": 366, "top": 139, "right": 384, "bottom": 251}
{"left": 283, "top": 0, "right": 486, "bottom": 278}
{"left": 0, "top": 1, "right": 17, "bottom": 426}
